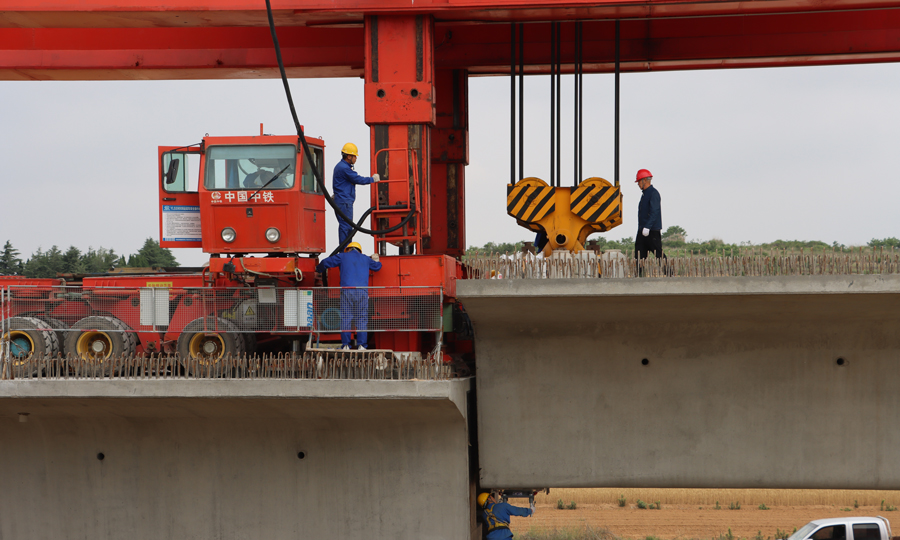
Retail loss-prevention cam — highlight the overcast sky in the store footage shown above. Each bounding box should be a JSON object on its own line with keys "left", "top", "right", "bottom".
{"left": 1, "top": 61, "right": 898, "bottom": 267}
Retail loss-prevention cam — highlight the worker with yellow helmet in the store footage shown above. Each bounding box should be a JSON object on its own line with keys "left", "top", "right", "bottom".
{"left": 315, "top": 241, "right": 382, "bottom": 349}
{"left": 477, "top": 491, "right": 534, "bottom": 540}
{"left": 333, "top": 142, "right": 380, "bottom": 244}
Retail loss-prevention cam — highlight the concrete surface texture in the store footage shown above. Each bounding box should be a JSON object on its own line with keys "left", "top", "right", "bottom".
{"left": 459, "top": 275, "right": 900, "bottom": 489}
{"left": 0, "top": 379, "right": 473, "bottom": 540}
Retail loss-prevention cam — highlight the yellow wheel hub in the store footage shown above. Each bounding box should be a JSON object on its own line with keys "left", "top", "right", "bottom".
{"left": 3, "top": 331, "right": 35, "bottom": 365}
{"left": 188, "top": 333, "right": 226, "bottom": 364}
{"left": 75, "top": 331, "right": 113, "bottom": 360}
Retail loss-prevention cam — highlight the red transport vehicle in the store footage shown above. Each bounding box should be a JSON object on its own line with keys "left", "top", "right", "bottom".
{"left": 0, "top": 128, "right": 470, "bottom": 373}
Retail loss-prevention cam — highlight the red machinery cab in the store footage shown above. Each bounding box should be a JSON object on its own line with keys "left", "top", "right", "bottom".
{"left": 158, "top": 132, "right": 326, "bottom": 256}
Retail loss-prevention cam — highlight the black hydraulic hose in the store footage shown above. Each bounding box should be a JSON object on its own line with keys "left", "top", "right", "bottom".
{"left": 264, "top": 0, "right": 416, "bottom": 237}
{"left": 328, "top": 207, "right": 376, "bottom": 258}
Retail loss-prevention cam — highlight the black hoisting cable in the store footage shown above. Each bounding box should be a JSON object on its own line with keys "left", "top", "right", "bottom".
{"left": 510, "top": 22, "right": 517, "bottom": 186}
{"left": 518, "top": 23, "right": 524, "bottom": 184}
{"left": 614, "top": 19, "right": 621, "bottom": 187}
{"left": 576, "top": 21, "right": 583, "bottom": 186}
{"left": 550, "top": 21, "right": 556, "bottom": 187}
{"left": 264, "top": 0, "right": 416, "bottom": 237}
{"left": 555, "top": 22, "right": 561, "bottom": 187}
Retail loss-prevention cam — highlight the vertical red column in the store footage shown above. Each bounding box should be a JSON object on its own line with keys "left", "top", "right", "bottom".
{"left": 364, "top": 15, "right": 435, "bottom": 255}
{"left": 424, "top": 68, "right": 468, "bottom": 258}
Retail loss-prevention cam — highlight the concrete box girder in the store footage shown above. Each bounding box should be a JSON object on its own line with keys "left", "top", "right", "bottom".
{"left": 460, "top": 276, "right": 900, "bottom": 489}
{"left": 0, "top": 379, "right": 474, "bottom": 540}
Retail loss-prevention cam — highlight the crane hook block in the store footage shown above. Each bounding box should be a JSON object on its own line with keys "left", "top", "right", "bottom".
{"left": 506, "top": 177, "right": 622, "bottom": 254}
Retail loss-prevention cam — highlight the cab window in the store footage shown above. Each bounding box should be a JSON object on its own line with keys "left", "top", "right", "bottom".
{"left": 302, "top": 147, "right": 324, "bottom": 194}
{"left": 812, "top": 526, "right": 847, "bottom": 540}
{"left": 162, "top": 152, "right": 199, "bottom": 193}
{"left": 852, "top": 524, "right": 880, "bottom": 540}
{"left": 205, "top": 144, "right": 296, "bottom": 190}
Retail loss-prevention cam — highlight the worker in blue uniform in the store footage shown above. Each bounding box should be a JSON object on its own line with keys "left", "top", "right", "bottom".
{"left": 634, "top": 168, "right": 664, "bottom": 267}
{"left": 477, "top": 492, "right": 533, "bottom": 540}
{"left": 315, "top": 242, "right": 382, "bottom": 349}
{"left": 333, "top": 142, "right": 380, "bottom": 245}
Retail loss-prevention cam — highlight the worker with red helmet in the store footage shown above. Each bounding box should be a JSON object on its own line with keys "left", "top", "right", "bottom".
{"left": 315, "top": 241, "right": 382, "bottom": 349}
{"left": 333, "top": 142, "right": 380, "bottom": 245}
{"left": 477, "top": 491, "right": 534, "bottom": 540}
{"left": 635, "top": 169, "right": 665, "bottom": 265}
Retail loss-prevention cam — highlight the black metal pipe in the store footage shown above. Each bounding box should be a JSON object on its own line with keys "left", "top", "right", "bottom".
{"left": 518, "top": 23, "right": 524, "bottom": 183}
{"left": 615, "top": 19, "right": 620, "bottom": 187}
{"left": 511, "top": 22, "right": 516, "bottom": 186}
{"left": 550, "top": 21, "right": 555, "bottom": 187}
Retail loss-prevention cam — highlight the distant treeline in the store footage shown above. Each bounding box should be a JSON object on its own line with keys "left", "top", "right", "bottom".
{"left": 465, "top": 226, "right": 900, "bottom": 257}
{"left": 0, "top": 238, "right": 179, "bottom": 278}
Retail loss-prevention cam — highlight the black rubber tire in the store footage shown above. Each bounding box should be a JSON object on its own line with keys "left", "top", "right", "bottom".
{"left": 38, "top": 317, "right": 69, "bottom": 351}
{"left": 5, "top": 316, "right": 60, "bottom": 360}
{"left": 177, "top": 317, "right": 245, "bottom": 362}
{"left": 64, "top": 316, "right": 137, "bottom": 361}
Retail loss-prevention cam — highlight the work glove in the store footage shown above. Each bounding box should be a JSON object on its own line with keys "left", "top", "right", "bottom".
{"left": 371, "top": 253, "right": 380, "bottom": 262}
{"left": 642, "top": 228, "right": 650, "bottom": 237}
{"left": 372, "top": 173, "right": 380, "bottom": 182}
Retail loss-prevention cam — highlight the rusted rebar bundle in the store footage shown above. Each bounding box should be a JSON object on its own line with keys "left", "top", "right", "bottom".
{"left": 1, "top": 350, "right": 449, "bottom": 381}
{"left": 462, "top": 251, "right": 900, "bottom": 280}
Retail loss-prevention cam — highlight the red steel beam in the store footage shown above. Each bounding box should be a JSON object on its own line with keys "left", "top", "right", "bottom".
{"left": 2, "top": 8, "right": 900, "bottom": 80}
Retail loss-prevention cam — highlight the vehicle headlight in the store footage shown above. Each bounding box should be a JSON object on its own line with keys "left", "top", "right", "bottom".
{"left": 265, "top": 227, "right": 281, "bottom": 243}
{"left": 221, "top": 228, "right": 236, "bottom": 243}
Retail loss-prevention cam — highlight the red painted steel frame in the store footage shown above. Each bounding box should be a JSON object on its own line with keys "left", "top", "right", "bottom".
{"left": 3, "top": 3, "right": 900, "bottom": 80}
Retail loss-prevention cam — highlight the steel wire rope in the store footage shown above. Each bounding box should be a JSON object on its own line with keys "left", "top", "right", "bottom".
{"left": 264, "top": 0, "right": 416, "bottom": 237}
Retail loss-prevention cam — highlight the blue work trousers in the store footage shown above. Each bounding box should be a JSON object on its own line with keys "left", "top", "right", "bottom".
{"left": 337, "top": 202, "right": 354, "bottom": 245}
{"left": 340, "top": 288, "right": 369, "bottom": 348}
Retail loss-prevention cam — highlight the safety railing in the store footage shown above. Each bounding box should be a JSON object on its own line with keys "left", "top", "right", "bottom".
{"left": 463, "top": 249, "right": 900, "bottom": 280}
{"left": 0, "top": 284, "right": 441, "bottom": 334}
{"left": 0, "top": 284, "right": 444, "bottom": 374}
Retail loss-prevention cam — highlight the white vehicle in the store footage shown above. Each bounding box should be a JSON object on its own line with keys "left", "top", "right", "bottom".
{"left": 786, "top": 517, "right": 896, "bottom": 540}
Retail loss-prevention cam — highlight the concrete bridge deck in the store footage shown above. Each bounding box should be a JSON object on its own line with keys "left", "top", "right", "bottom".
{"left": 0, "top": 378, "right": 475, "bottom": 540}
{"left": 459, "top": 275, "right": 900, "bottom": 489}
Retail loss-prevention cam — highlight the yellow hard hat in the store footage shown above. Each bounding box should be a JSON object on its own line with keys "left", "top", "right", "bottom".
{"left": 477, "top": 493, "right": 491, "bottom": 508}
{"left": 345, "top": 242, "right": 362, "bottom": 253}
{"left": 341, "top": 142, "right": 359, "bottom": 157}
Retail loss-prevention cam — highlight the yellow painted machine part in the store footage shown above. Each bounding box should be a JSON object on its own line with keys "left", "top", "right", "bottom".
{"left": 3, "top": 330, "right": 35, "bottom": 365}
{"left": 506, "top": 177, "right": 622, "bottom": 253}
{"left": 75, "top": 331, "right": 113, "bottom": 360}
{"left": 188, "top": 332, "right": 226, "bottom": 363}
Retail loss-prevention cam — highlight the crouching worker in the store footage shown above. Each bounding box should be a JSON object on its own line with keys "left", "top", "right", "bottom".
{"left": 315, "top": 242, "right": 382, "bottom": 349}
{"left": 478, "top": 491, "right": 534, "bottom": 540}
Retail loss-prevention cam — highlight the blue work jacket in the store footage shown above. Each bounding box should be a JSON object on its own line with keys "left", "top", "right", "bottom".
{"left": 637, "top": 184, "right": 662, "bottom": 231}
{"left": 315, "top": 250, "right": 382, "bottom": 288}
{"left": 332, "top": 159, "right": 375, "bottom": 205}
{"left": 482, "top": 501, "right": 533, "bottom": 540}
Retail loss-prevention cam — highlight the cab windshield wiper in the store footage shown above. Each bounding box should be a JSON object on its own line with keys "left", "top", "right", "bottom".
{"left": 247, "top": 164, "right": 291, "bottom": 201}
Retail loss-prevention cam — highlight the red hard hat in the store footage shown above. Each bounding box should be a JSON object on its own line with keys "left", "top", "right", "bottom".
{"left": 636, "top": 169, "right": 653, "bottom": 182}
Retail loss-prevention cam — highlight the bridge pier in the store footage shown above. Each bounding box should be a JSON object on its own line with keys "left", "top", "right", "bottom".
{"left": 0, "top": 379, "right": 474, "bottom": 539}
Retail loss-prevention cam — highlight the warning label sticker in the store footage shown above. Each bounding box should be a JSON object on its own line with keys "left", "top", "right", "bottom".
{"left": 162, "top": 205, "right": 201, "bottom": 242}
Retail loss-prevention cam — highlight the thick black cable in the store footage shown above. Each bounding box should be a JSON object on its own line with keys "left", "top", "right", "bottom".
{"left": 264, "top": 0, "right": 416, "bottom": 237}
{"left": 510, "top": 22, "right": 516, "bottom": 186}
{"left": 614, "top": 19, "right": 621, "bottom": 187}
{"left": 550, "top": 21, "right": 555, "bottom": 187}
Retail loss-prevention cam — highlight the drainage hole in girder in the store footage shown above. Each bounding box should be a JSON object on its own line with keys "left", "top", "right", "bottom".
{"left": 377, "top": 89, "right": 385, "bottom": 98}
{"left": 297, "top": 451, "right": 306, "bottom": 460}
{"left": 410, "top": 88, "right": 419, "bottom": 97}
{"left": 97, "top": 452, "right": 105, "bottom": 461}
{"left": 836, "top": 357, "right": 846, "bottom": 366}
{"left": 641, "top": 358, "right": 649, "bottom": 366}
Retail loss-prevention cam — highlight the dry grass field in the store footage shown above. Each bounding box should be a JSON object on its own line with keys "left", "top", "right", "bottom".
{"left": 503, "top": 489, "right": 900, "bottom": 540}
